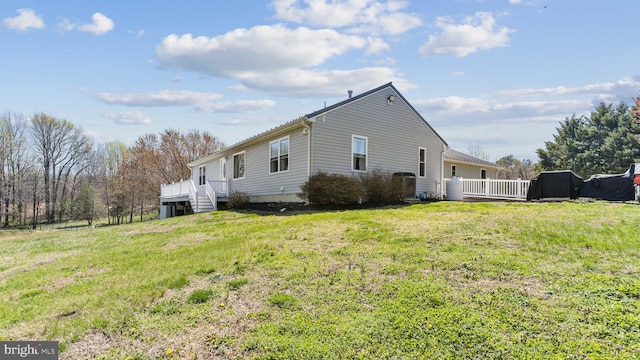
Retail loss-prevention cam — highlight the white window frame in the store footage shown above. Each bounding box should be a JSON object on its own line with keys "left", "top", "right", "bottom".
{"left": 418, "top": 147, "right": 426, "bottom": 178}
{"left": 269, "top": 136, "right": 290, "bottom": 174}
{"left": 451, "top": 165, "right": 457, "bottom": 177}
{"left": 351, "top": 135, "right": 368, "bottom": 172}
{"left": 198, "top": 165, "right": 206, "bottom": 185}
{"left": 233, "top": 151, "right": 246, "bottom": 180}
{"left": 481, "top": 168, "right": 487, "bottom": 179}
{"left": 220, "top": 158, "right": 226, "bottom": 181}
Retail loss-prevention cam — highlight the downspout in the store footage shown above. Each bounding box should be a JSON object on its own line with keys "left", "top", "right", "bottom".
{"left": 301, "top": 118, "right": 313, "bottom": 179}
{"left": 441, "top": 144, "right": 447, "bottom": 199}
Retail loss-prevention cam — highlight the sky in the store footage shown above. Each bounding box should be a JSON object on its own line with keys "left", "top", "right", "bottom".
{"left": 1, "top": 0, "right": 639, "bottom": 162}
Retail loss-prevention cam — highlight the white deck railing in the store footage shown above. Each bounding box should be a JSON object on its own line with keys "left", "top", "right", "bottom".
{"left": 161, "top": 179, "right": 192, "bottom": 198}
{"left": 444, "top": 178, "right": 530, "bottom": 201}
{"left": 161, "top": 179, "right": 229, "bottom": 198}
{"left": 207, "top": 180, "right": 228, "bottom": 195}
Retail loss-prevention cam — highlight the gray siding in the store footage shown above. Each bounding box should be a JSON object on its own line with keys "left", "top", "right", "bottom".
{"left": 229, "top": 126, "right": 309, "bottom": 198}
{"left": 445, "top": 161, "right": 498, "bottom": 179}
{"left": 309, "top": 88, "right": 445, "bottom": 196}
{"left": 191, "top": 157, "right": 224, "bottom": 183}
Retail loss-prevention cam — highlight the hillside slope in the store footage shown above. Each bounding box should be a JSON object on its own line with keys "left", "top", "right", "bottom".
{"left": 1, "top": 202, "right": 639, "bottom": 359}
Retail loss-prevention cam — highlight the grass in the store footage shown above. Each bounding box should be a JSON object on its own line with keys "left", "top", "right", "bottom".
{"left": 1, "top": 201, "right": 640, "bottom": 359}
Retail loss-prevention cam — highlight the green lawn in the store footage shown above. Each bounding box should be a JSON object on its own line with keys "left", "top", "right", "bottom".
{"left": 1, "top": 202, "right": 640, "bottom": 359}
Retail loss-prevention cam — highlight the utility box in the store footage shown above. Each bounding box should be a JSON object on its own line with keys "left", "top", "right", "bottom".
{"left": 393, "top": 172, "right": 416, "bottom": 198}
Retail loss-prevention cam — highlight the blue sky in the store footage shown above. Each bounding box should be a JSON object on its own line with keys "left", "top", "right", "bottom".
{"left": 1, "top": 0, "right": 639, "bottom": 161}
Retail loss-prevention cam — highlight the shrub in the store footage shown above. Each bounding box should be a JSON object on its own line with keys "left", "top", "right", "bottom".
{"left": 359, "top": 168, "right": 404, "bottom": 204}
{"left": 299, "top": 171, "right": 365, "bottom": 205}
{"left": 187, "top": 289, "right": 214, "bottom": 304}
{"left": 163, "top": 275, "right": 190, "bottom": 289}
{"left": 268, "top": 292, "right": 298, "bottom": 309}
{"left": 227, "top": 191, "right": 251, "bottom": 208}
{"left": 227, "top": 278, "right": 249, "bottom": 290}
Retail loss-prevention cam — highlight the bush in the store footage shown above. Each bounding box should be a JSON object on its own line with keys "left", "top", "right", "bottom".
{"left": 299, "top": 172, "right": 365, "bottom": 205}
{"left": 227, "top": 191, "right": 251, "bottom": 208}
{"left": 187, "top": 289, "right": 214, "bottom": 304}
{"left": 227, "top": 278, "right": 249, "bottom": 290}
{"left": 268, "top": 292, "right": 298, "bottom": 309}
{"left": 360, "top": 168, "right": 404, "bottom": 204}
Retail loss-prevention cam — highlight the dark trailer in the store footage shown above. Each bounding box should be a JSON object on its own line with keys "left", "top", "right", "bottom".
{"left": 578, "top": 164, "right": 636, "bottom": 202}
{"left": 526, "top": 170, "right": 583, "bottom": 201}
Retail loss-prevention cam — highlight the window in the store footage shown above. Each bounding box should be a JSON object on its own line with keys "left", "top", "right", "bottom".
{"left": 270, "top": 137, "right": 289, "bottom": 173}
{"left": 198, "top": 165, "right": 206, "bottom": 185}
{"left": 451, "top": 165, "right": 457, "bottom": 177}
{"left": 481, "top": 169, "right": 487, "bottom": 179}
{"left": 418, "top": 147, "right": 426, "bottom": 177}
{"left": 220, "top": 158, "right": 226, "bottom": 181}
{"left": 352, "top": 135, "right": 367, "bottom": 171}
{"left": 233, "top": 152, "right": 245, "bottom": 179}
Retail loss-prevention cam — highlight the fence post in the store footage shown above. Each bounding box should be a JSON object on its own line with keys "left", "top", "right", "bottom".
{"left": 516, "top": 178, "right": 522, "bottom": 199}
{"left": 485, "top": 178, "right": 490, "bottom": 196}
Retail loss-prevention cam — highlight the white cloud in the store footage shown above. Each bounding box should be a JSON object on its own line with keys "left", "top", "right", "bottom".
{"left": 96, "top": 90, "right": 223, "bottom": 107}
{"left": 57, "top": 18, "right": 76, "bottom": 32}
{"left": 127, "top": 29, "right": 145, "bottom": 38}
{"left": 156, "top": 24, "right": 406, "bottom": 96}
{"left": 78, "top": 13, "right": 114, "bottom": 35}
{"left": 239, "top": 67, "right": 415, "bottom": 97}
{"left": 419, "top": 12, "right": 514, "bottom": 57}
{"left": 365, "top": 37, "right": 390, "bottom": 55}
{"left": 415, "top": 95, "right": 592, "bottom": 125}
{"left": 3, "top": 8, "right": 45, "bottom": 31}
{"left": 104, "top": 111, "right": 152, "bottom": 125}
{"left": 156, "top": 25, "right": 368, "bottom": 77}
{"left": 271, "top": 0, "right": 422, "bottom": 35}
{"left": 509, "top": 0, "right": 523, "bottom": 4}
{"left": 229, "top": 84, "right": 249, "bottom": 91}
{"left": 453, "top": 71, "right": 465, "bottom": 76}
{"left": 411, "top": 77, "right": 640, "bottom": 159}
{"left": 96, "top": 89, "right": 275, "bottom": 113}
{"left": 495, "top": 76, "right": 640, "bottom": 100}
{"left": 195, "top": 99, "right": 276, "bottom": 113}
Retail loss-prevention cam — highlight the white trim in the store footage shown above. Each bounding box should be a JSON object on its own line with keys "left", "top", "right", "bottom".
{"left": 232, "top": 151, "right": 246, "bottom": 180}
{"left": 220, "top": 158, "right": 226, "bottom": 181}
{"left": 418, "top": 147, "right": 426, "bottom": 178}
{"left": 269, "top": 136, "right": 290, "bottom": 174}
{"left": 480, "top": 168, "right": 487, "bottom": 179}
{"left": 198, "top": 165, "right": 206, "bottom": 185}
{"left": 351, "top": 135, "right": 368, "bottom": 172}
{"left": 451, "top": 164, "right": 457, "bottom": 177}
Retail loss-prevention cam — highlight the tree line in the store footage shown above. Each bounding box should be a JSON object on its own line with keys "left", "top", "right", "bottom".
{"left": 469, "top": 97, "right": 640, "bottom": 181}
{"left": 0, "top": 111, "right": 224, "bottom": 228}
{"left": 537, "top": 98, "right": 640, "bottom": 177}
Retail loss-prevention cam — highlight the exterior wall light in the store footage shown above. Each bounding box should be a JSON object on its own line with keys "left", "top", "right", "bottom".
{"left": 387, "top": 95, "right": 396, "bottom": 105}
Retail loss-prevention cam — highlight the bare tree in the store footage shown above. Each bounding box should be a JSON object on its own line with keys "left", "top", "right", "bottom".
{"left": 115, "top": 128, "right": 225, "bottom": 223}
{"left": 467, "top": 144, "right": 490, "bottom": 162}
{"left": 97, "top": 141, "right": 127, "bottom": 224}
{"left": 30, "top": 113, "right": 93, "bottom": 223}
{"left": 0, "top": 112, "right": 33, "bottom": 227}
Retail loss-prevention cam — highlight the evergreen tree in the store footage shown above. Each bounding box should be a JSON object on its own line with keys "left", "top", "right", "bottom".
{"left": 536, "top": 102, "right": 640, "bottom": 177}
{"left": 71, "top": 183, "right": 102, "bottom": 225}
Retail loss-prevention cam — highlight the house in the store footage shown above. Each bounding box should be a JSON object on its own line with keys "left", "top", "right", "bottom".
{"left": 443, "top": 148, "right": 501, "bottom": 180}
{"left": 159, "top": 82, "right": 492, "bottom": 218}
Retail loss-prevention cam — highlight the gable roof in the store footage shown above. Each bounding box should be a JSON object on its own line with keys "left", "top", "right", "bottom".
{"left": 188, "top": 116, "right": 310, "bottom": 167}
{"left": 189, "top": 82, "right": 448, "bottom": 167}
{"left": 306, "top": 82, "right": 448, "bottom": 146}
{"left": 444, "top": 148, "right": 501, "bottom": 169}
